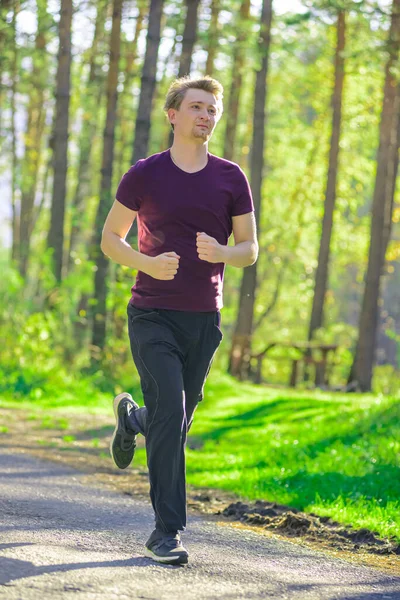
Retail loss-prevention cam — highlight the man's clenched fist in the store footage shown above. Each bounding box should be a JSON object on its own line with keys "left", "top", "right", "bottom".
{"left": 196, "top": 232, "right": 226, "bottom": 263}
{"left": 147, "top": 252, "right": 180, "bottom": 280}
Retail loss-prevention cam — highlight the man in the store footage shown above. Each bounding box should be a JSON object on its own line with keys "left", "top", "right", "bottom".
{"left": 101, "top": 75, "right": 258, "bottom": 565}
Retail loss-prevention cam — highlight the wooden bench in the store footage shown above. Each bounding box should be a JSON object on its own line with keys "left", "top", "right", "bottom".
{"left": 250, "top": 342, "right": 339, "bottom": 388}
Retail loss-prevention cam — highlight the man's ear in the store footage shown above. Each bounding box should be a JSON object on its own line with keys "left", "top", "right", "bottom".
{"left": 168, "top": 108, "right": 176, "bottom": 127}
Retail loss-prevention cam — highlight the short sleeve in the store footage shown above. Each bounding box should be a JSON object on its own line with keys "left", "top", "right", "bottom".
{"left": 232, "top": 167, "right": 254, "bottom": 216}
{"left": 115, "top": 160, "right": 145, "bottom": 211}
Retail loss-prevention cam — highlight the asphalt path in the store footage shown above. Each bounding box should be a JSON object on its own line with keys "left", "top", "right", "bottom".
{"left": 0, "top": 448, "right": 399, "bottom": 600}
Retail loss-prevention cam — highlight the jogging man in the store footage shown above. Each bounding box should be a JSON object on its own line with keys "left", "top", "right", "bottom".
{"left": 101, "top": 75, "right": 258, "bottom": 565}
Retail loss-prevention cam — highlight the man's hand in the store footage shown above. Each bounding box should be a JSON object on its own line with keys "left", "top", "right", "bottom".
{"left": 196, "top": 232, "right": 226, "bottom": 264}
{"left": 146, "top": 252, "right": 180, "bottom": 280}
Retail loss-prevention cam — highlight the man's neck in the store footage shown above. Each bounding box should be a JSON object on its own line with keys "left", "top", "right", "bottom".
{"left": 169, "top": 141, "right": 208, "bottom": 173}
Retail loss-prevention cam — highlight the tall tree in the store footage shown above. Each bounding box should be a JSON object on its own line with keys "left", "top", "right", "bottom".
{"left": 90, "top": 0, "right": 123, "bottom": 363}
{"left": 47, "top": 0, "right": 73, "bottom": 282}
{"left": 114, "top": 1, "right": 146, "bottom": 181}
{"left": 19, "top": 0, "right": 51, "bottom": 278}
{"left": 177, "top": 0, "right": 200, "bottom": 77}
{"left": 205, "top": 0, "right": 220, "bottom": 74}
{"left": 228, "top": 0, "right": 273, "bottom": 379}
{"left": 307, "top": 9, "right": 346, "bottom": 358}
{"left": 223, "top": 0, "right": 251, "bottom": 161}
{"left": 10, "top": 0, "right": 19, "bottom": 264}
{"left": 168, "top": 0, "right": 201, "bottom": 146}
{"left": 0, "top": 0, "right": 13, "bottom": 137}
{"left": 131, "top": 0, "right": 164, "bottom": 164}
{"left": 348, "top": 0, "right": 400, "bottom": 391}
{"left": 107, "top": 3, "right": 146, "bottom": 351}
{"left": 66, "top": 0, "right": 108, "bottom": 272}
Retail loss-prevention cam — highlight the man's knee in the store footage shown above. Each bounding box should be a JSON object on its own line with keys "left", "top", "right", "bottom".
{"left": 147, "top": 403, "right": 186, "bottom": 431}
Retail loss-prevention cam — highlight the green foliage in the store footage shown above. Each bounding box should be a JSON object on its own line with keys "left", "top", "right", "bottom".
{"left": 373, "top": 365, "right": 400, "bottom": 396}
{"left": 0, "top": 252, "right": 138, "bottom": 401}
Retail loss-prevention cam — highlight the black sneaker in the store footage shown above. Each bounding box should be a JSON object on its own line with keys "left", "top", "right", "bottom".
{"left": 144, "top": 529, "right": 189, "bottom": 565}
{"left": 110, "top": 392, "right": 139, "bottom": 469}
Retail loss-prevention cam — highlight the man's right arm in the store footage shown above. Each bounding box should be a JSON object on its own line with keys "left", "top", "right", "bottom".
{"left": 101, "top": 200, "right": 180, "bottom": 280}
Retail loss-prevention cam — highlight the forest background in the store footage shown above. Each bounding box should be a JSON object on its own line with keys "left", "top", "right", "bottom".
{"left": 0, "top": 0, "right": 399, "bottom": 400}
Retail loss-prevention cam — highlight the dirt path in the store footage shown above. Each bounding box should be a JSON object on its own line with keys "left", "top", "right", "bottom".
{"left": 1, "top": 448, "right": 400, "bottom": 600}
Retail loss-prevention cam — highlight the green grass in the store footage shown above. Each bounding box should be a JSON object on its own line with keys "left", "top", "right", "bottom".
{"left": 134, "top": 373, "right": 400, "bottom": 541}
{"left": 1, "top": 370, "right": 399, "bottom": 541}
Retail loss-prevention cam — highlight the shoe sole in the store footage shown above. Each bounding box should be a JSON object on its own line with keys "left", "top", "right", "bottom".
{"left": 110, "top": 393, "right": 136, "bottom": 470}
{"left": 144, "top": 547, "right": 188, "bottom": 565}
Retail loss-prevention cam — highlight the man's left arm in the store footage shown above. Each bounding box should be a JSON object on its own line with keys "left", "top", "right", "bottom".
{"left": 196, "top": 212, "right": 258, "bottom": 268}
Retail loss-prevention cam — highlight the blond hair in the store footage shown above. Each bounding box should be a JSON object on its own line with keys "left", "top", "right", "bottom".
{"left": 164, "top": 75, "right": 224, "bottom": 131}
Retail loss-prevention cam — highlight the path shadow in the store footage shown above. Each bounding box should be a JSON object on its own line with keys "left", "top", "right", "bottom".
{"left": 0, "top": 553, "right": 185, "bottom": 585}
{"left": 198, "top": 397, "right": 339, "bottom": 441}
{"left": 285, "top": 582, "right": 400, "bottom": 600}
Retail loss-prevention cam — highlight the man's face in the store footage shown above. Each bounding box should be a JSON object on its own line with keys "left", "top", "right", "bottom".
{"left": 168, "top": 88, "right": 221, "bottom": 142}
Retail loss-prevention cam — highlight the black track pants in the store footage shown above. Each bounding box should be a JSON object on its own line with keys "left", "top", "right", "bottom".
{"left": 126, "top": 303, "right": 223, "bottom": 533}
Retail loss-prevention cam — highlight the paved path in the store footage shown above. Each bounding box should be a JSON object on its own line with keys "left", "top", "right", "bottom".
{"left": 0, "top": 449, "right": 399, "bottom": 600}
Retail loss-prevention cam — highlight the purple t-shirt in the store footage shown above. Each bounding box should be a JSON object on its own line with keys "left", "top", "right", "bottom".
{"left": 115, "top": 149, "right": 254, "bottom": 311}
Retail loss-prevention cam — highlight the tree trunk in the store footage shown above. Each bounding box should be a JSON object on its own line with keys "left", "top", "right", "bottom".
{"left": 178, "top": 0, "right": 200, "bottom": 77}
{"left": 131, "top": 0, "right": 164, "bottom": 164}
{"left": 223, "top": 0, "right": 250, "bottom": 162}
{"left": 47, "top": 0, "right": 72, "bottom": 282}
{"left": 308, "top": 10, "right": 345, "bottom": 343}
{"left": 0, "top": 0, "right": 13, "bottom": 136}
{"left": 228, "top": 0, "right": 273, "bottom": 379}
{"left": 90, "top": 0, "right": 123, "bottom": 365}
{"left": 10, "top": 0, "right": 19, "bottom": 264}
{"left": 19, "top": 0, "right": 50, "bottom": 278}
{"left": 161, "top": 36, "right": 179, "bottom": 147}
{"left": 108, "top": 4, "right": 146, "bottom": 338}
{"left": 168, "top": 0, "right": 200, "bottom": 146}
{"left": 66, "top": 0, "right": 108, "bottom": 273}
{"left": 205, "top": 0, "right": 220, "bottom": 75}
{"left": 114, "top": 2, "right": 146, "bottom": 182}
{"left": 348, "top": 0, "right": 400, "bottom": 391}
